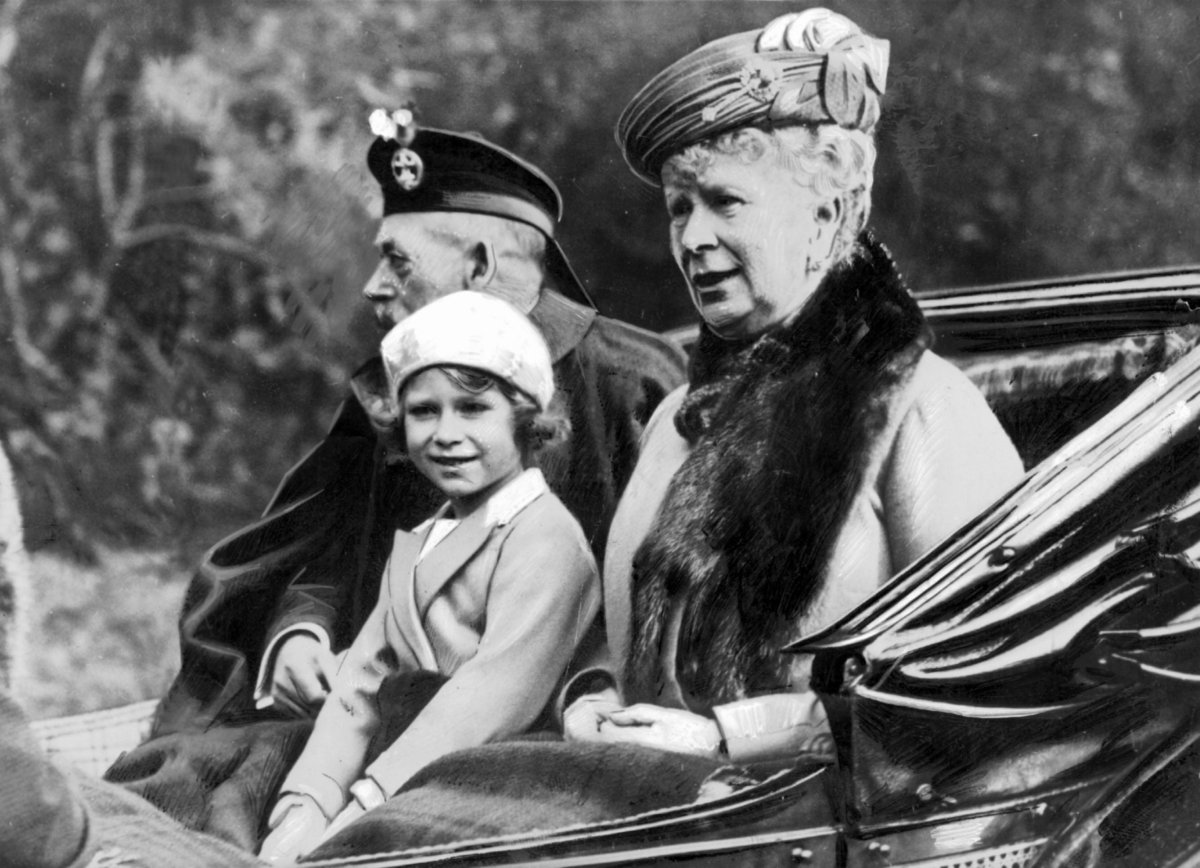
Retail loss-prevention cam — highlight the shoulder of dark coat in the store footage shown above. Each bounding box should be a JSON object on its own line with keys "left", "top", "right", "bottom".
{"left": 250, "top": 391, "right": 381, "bottom": 522}
{"left": 328, "top": 389, "right": 377, "bottom": 439}
{"left": 568, "top": 314, "right": 688, "bottom": 383}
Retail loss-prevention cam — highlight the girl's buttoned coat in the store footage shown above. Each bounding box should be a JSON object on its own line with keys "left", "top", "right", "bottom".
{"left": 280, "top": 472, "right": 600, "bottom": 816}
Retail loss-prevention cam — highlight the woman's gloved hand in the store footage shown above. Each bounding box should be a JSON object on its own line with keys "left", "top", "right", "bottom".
{"left": 258, "top": 793, "right": 330, "bottom": 864}
{"left": 563, "top": 690, "right": 624, "bottom": 743}
{"left": 602, "top": 704, "right": 724, "bottom": 758}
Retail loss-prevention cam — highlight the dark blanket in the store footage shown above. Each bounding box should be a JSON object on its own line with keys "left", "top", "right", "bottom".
{"left": 104, "top": 717, "right": 313, "bottom": 852}
{"left": 107, "top": 722, "right": 737, "bottom": 860}
{"left": 107, "top": 672, "right": 743, "bottom": 859}
{"left": 105, "top": 670, "right": 450, "bottom": 851}
{"left": 105, "top": 672, "right": 738, "bottom": 857}
{"left": 308, "top": 741, "right": 732, "bottom": 861}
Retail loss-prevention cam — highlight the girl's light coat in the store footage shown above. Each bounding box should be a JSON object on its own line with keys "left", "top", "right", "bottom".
{"left": 281, "top": 469, "right": 599, "bottom": 816}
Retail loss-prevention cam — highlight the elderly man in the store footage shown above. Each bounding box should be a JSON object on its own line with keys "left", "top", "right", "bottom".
{"left": 151, "top": 114, "right": 686, "bottom": 736}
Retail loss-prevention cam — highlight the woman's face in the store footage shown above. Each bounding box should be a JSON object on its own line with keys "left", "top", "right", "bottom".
{"left": 662, "top": 148, "right": 836, "bottom": 340}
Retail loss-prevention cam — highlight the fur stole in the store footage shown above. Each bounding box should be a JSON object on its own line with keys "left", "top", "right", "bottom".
{"left": 627, "top": 233, "right": 932, "bottom": 709}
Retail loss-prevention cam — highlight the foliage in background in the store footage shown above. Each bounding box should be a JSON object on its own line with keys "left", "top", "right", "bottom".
{"left": 2, "top": 0, "right": 1200, "bottom": 558}
{"left": 21, "top": 547, "right": 183, "bottom": 717}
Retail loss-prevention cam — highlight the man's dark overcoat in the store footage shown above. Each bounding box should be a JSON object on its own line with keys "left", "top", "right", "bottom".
{"left": 153, "top": 290, "right": 687, "bottom": 735}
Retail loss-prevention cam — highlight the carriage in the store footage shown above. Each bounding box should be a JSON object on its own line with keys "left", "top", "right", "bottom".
{"left": 32, "top": 265, "right": 1200, "bottom": 867}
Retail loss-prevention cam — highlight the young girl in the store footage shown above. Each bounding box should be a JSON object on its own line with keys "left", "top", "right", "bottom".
{"left": 259, "top": 292, "right": 600, "bottom": 863}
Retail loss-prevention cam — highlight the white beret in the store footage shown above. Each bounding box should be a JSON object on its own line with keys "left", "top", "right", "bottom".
{"left": 381, "top": 292, "right": 555, "bottom": 411}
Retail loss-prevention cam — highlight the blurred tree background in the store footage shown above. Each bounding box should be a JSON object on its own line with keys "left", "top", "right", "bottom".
{"left": 3, "top": 0, "right": 1200, "bottom": 712}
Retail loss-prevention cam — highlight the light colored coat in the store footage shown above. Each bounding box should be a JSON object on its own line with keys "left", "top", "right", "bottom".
{"left": 281, "top": 469, "right": 599, "bottom": 816}
{"left": 600, "top": 352, "right": 1024, "bottom": 761}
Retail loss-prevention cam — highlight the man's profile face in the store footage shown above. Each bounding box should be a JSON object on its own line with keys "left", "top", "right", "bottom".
{"left": 362, "top": 213, "right": 471, "bottom": 330}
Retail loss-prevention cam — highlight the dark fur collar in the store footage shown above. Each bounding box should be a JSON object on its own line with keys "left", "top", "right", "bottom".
{"left": 627, "top": 233, "right": 932, "bottom": 709}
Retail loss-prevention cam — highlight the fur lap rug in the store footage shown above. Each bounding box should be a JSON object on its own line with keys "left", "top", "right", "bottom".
{"left": 104, "top": 716, "right": 314, "bottom": 852}
{"left": 106, "top": 670, "right": 737, "bottom": 857}
{"left": 308, "top": 741, "right": 733, "bottom": 860}
{"left": 108, "top": 725, "right": 736, "bottom": 858}
{"left": 105, "top": 670, "right": 449, "bottom": 850}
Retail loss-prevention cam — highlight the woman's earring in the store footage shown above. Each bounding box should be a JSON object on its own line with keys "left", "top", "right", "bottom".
{"left": 805, "top": 255, "right": 822, "bottom": 276}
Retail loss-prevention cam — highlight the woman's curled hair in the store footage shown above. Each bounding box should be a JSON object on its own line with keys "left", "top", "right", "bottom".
{"left": 666, "top": 124, "right": 876, "bottom": 267}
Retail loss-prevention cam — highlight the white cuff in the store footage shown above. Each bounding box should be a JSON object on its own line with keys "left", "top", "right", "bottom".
{"left": 253, "top": 624, "right": 332, "bottom": 709}
{"left": 711, "top": 693, "right": 827, "bottom": 764}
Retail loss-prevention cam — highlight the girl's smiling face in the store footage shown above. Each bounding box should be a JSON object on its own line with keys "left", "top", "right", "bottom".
{"left": 662, "top": 149, "right": 836, "bottom": 340}
{"left": 402, "top": 367, "right": 524, "bottom": 517}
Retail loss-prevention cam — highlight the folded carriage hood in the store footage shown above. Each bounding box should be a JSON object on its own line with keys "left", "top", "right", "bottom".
{"left": 791, "top": 327, "right": 1200, "bottom": 842}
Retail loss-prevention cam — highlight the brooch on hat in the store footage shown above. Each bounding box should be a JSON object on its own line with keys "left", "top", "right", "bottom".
{"left": 369, "top": 106, "right": 424, "bottom": 191}
{"left": 739, "top": 61, "right": 781, "bottom": 103}
{"left": 698, "top": 59, "right": 781, "bottom": 125}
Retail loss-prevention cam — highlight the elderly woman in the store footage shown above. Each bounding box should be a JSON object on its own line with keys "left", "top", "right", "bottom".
{"left": 564, "top": 8, "right": 1024, "bottom": 765}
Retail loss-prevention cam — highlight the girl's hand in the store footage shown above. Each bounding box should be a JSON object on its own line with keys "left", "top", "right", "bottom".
{"left": 258, "top": 794, "right": 329, "bottom": 864}
{"left": 602, "top": 704, "right": 724, "bottom": 758}
{"left": 321, "top": 802, "right": 366, "bottom": 844}
{"left": 320, "top": 777, "right": 387, "bottom": 844}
